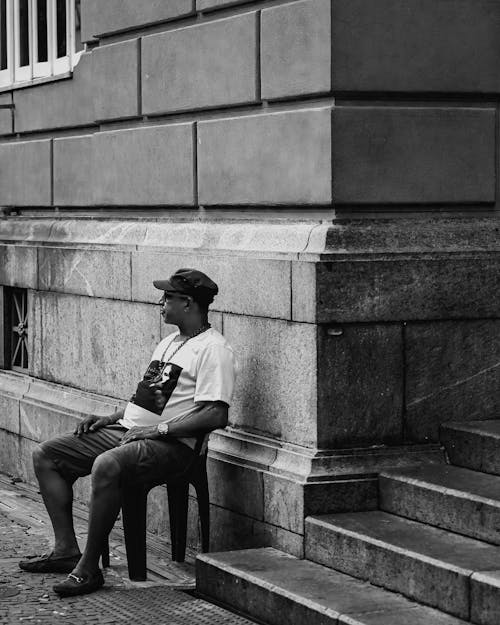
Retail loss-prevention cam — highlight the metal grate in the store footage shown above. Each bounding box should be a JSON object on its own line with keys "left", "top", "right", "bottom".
{"left": 5, "top": 287, "right": 29, "bottom": 371}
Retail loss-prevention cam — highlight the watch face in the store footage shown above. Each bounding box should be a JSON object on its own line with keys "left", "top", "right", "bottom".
{"left": 158, "top": 422, "right": 169, "bottom": 435}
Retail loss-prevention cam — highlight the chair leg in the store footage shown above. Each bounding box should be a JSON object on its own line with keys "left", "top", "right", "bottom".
{"left": 122, "top": 486, "right": 148, "bottom": 581}
{"left": 167, "top": 481, "right": 189, "bottom": 562}
{"left": 193, "top": 471, "right": 210, "bottom": 553}
{"left": 101, "top": 537, "right": 110, "bottom": 568}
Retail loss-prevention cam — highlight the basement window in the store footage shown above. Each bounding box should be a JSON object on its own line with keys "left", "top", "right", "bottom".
{"left": 2, "top": 287, "right": 29, "bottom": 372}
{"left": 0, "top": 0, "right": 82, "bottom": 88}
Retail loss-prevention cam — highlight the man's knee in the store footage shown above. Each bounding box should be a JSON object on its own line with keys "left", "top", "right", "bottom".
{"left": 91, "top": 453, "right": 122, "bottom": 487}
{"left": 32, "top": 444, "right": 56, "bottom": 473}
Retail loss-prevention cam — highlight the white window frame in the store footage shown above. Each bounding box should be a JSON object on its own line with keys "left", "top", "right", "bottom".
{"left": 0, "top": 0, "right": 13, "bottom": 87}
{"left": 0, "top": 0, "right": 81, "bottom": 89}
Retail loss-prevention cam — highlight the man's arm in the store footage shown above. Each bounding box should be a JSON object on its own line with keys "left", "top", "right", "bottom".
{"left": 74, "top": 408, "right": 125, "bottom": 436}
{"left": 119, "top": 401, "right": 228, "bottom": 445}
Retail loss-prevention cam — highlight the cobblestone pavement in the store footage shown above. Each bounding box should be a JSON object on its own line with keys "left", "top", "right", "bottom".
{"left": 0, "top": 476, "right": 253, "bottom": 625}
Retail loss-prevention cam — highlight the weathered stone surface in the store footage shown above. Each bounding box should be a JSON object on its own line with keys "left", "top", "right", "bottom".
{"left": 92, "top": 39, "right": 139, "bottom": 121}
{"left": 0, "top": 374, "right": 28, "bottom": 434}
{"left": 305, "top": 478, "right": 378, "bottom": 517}
{"left": 263, "top": 473, "right": 303, "bottom": 534}
{"left": 132, "top": 251, "right": 291, "bottom": 319}
{"left": 333, "top": 107, "right": 496, "bottom": 204}
{"left": 332, "top": 0, "right": 500, "bottom": 93}
{"left": 198, "top": 108, "right": 332, "bottom": 205}
{"left": 311, "top": 256, "right": 500, "bottom": 324}
{"left": 81, "top": 0, "right": 194, "bottom": 41}
{"left": 198, "top": 548, "right": 464, "bottom": 625}
{"left": 471, "top": 570, "right": 500, "bottom": 625}
{"left": 261, "top": 0, "right": 331, "bottom": 99}
{"left": 39, "top": 293, "right": 161, "bottom": 399}
{"left": 53, "top": 134, "right": 94, "bottom": 206}
{"left": 209, "top": 506, "right": 303, "bottom": 557}
{"left": 93, "top": 124, "right": 195, "bottom": 206}
{"left": 0, "top": 245, "right": 37, "bottom": 289}
{"left": 441, "top": 421, "right": 500, "bottom": 476}
{"left": 208, "top": 457, "right": 264, "bottom": 520}
{"left": 405, "top": 320, "right": 500, "bottom": 442}
{"left": 143, "top": 13, "right": 257, "bottom": 115}
{"left": 0, "top": 139, "right": 51, "bottom": 206}
{"left": 38, "top": 247, "right": 131, "bottom": 300}
{"left": 317, "top": 324, "right": 403, "bottom": 448}
{"left": 54, "top": 124, "right": 195, "bottom": 207}
{"left": 29, "top": 291, "right": 43, "bottom": 379}
{"left": 0, "top": 108, "right": 12, "bottom": 135}
{"left": 13, "top": 53, "right": 95, "bottom": 132}
{"left": 223, "top": 315, "right": 317, "bottom": 447}
{"left": 306, "top": 511, "right": 500, "bottom": 619}
{"left": 380, "top": 465, "right": 500, "bottom": 545}
{"left": 0, "top": 429, "right": 21, "bottom": 477}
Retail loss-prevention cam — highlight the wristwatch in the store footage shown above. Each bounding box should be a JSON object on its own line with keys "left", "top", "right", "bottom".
{"left": 157, "top": 422, "right": 169, "bottom": 436}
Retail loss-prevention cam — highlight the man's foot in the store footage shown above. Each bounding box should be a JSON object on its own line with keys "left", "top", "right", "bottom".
{"left": 19, "top": 552, "right": 81, "bottom": 574}
{"left": 53, "top": 569, "right": 104, "bottom": 597}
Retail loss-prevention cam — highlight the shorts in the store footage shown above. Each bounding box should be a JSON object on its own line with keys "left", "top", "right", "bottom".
{"left": 39, "top": 425, "right": 197, "bottom": 486}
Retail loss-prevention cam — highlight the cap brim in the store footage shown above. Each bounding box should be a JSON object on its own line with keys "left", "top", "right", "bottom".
{"left": 153, "top": 279, "right": 177, "bottom": 291}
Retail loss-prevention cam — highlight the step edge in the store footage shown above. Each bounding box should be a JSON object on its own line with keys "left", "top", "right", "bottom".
{"left": 379, "top": 472, "right": 500, "bottom": 507}
{"left": 306, "top": 516, "right": 482, "bottom": 576}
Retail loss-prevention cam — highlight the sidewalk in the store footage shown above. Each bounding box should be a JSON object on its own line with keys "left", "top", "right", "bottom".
{"left": 0, "top": 475, "right": 253, "bottom": 624}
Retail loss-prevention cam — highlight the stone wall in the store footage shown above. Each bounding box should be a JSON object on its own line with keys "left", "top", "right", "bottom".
{"left": 0, "top": 0, "right": 499, "bottom": 555}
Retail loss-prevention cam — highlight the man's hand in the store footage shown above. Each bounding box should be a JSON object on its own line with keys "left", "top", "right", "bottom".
{"left": 119, "top": 425, "right": 161, "bottom": 446}
{"left": 74, "top": 412, "right": 121, "bottom": 436}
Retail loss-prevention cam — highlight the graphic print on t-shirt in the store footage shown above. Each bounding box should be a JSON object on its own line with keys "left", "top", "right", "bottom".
{"left": 131, "top": 359, "right": 183, "bottom": 415}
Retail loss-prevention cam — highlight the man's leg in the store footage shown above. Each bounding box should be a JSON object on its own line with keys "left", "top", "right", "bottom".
{"left": 71, "top": 452, "right": 122, "bottom": 577}
{"left": 32, "top": 446, "right": 80, "bottom": 557}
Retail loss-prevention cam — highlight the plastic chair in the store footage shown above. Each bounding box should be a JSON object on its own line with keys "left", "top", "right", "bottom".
{"left": 101, "top": 446, "right": 210, "bottom": 581}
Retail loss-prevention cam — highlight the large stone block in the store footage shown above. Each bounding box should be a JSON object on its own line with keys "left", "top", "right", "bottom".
{"left": 91, "top": 39, "right": 139, "bottom": 121}
{"left": 0, "top": 373, "right": 29, "bottom": 434}
{"left": 54, "top": 124, "right": 195, "bottom": 207}
{"left": 0, "top": 108, "right": 12, "bottom": 135}
{"left": 209, "top": 504, "right": 303, "bottom": 558}
{"left": 405, "top": 320, "right": 500, "bottom": 442}
{"left": 93, "top": 124, "right": 195, "bottom": 206}
{"left": 298, "top": 256, "right": 500, "bottom": 324}
{"left": 29, "top": 291, "right": 43, "bottom": 378}
{"left": 223, "top": 315, "right": 318, "bottom": 447}
{"left": 208, "top": 457, "right": 264, "bottom": 520}
{"left": 332, "top": 0, "right": 500, "bottom": 93}
{"left": 261, "top": 0, "right": 331, "bottom": 100}
{"left": 333, "top": 107, "right": 496, "bottom": 204}
{"left": 53, "top": 134, "right": 94, "bottom": 206}
{"left": 81, "top": 0, "right": 194, "bottom": 41}
{"left": 13, "top": 53, "right": 95, "bottom": 132}
{"left": 132, "top": 251, "right": 291, "bottom": 319}
{"left": 0, "top": 429, "right": 21, "bottom": 477}
{"left": 0, "top": 245, "right": 37, "bottom": 288}
{"left": 38, "top": 247, "right": 131, "bottom": 300}
{"left": 39, "top": 293, "right": 161, "bottom": 399}
{"left": 143, "top": 13, "right": 257, "bottom": 115}
{"left": 0, "top": 139, "right": 51, "bottom": 206}
{"left": 317, "top": 324, "right": 404, "bottom": 448}
{"left": 198, "top": 108, "right": 332, "bottom": 205}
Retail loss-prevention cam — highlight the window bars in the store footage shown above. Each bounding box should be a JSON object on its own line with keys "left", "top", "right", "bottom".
{"left": 4, "top": 288, "right": 29, "bottom": 372}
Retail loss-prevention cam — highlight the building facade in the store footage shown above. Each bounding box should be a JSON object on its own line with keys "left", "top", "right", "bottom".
{"left": 0, "top": 0, "right": 499, "bottom": 556}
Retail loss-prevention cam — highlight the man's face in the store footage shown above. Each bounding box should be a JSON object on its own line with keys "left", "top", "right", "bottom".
{"left": 158, "top": 291, "right": 189, "bottom": 325}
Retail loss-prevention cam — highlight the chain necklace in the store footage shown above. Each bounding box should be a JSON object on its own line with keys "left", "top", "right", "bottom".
{"left": 160, "top": 324, "right": 211, "bottom": 363}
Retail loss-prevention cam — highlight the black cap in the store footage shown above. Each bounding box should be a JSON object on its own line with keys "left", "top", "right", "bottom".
{"left": 153, "top": 268, "right": 218, "bottom": 305}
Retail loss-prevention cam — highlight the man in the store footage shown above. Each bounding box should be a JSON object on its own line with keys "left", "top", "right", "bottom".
{"left": 19, "top": 268, "right": 236, "bottom": 597}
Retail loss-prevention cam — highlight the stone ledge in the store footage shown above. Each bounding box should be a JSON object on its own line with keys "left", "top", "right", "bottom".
{"left": 1, "top": 217, "right": 499, "bottom": 259}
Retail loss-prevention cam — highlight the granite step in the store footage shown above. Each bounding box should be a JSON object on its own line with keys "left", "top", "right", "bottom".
{"left": 441, "top": 420, "right": 500, "bottom": 475}
{"left": 379, "top": 464, "right": 500, "bottom": 544}
{"left": 305, "top": 510, "right": 500, "bottom": 622}
{"left": 196, "top": 547, "right": 468, "bottom": 625}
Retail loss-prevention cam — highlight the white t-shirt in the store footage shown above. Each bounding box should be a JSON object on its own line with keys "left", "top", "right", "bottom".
{"left": 119, "top": 328, "right": 235, "bottom": 449}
